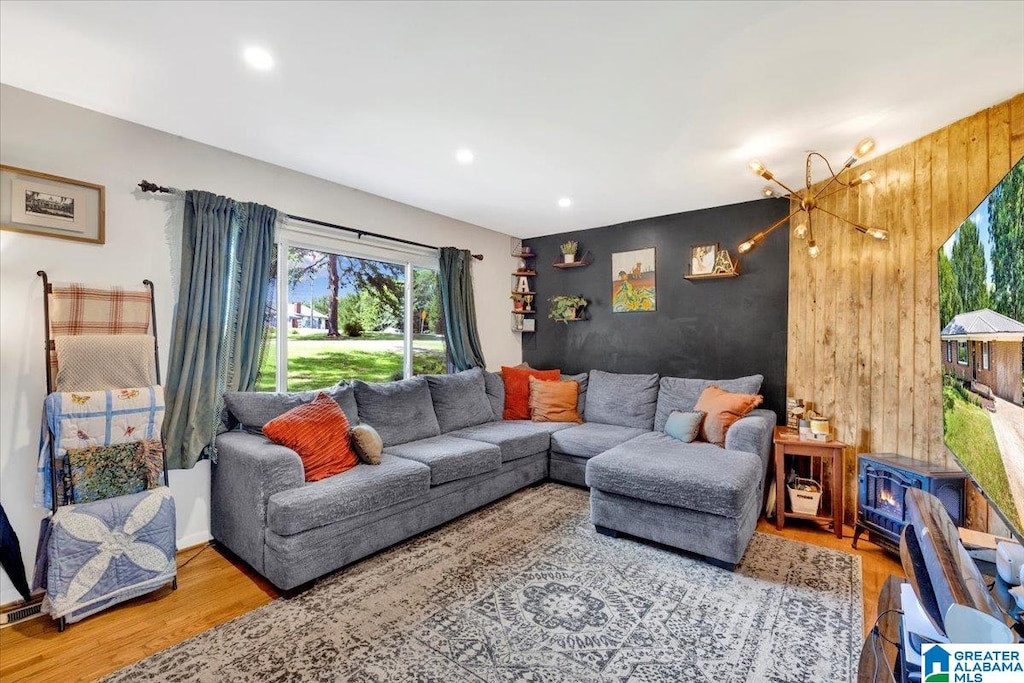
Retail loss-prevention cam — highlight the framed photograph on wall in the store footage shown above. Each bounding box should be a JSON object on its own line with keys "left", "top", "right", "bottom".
{"left": 611, "top": 247, "right": 656, "bottom": 312}
{"left": 690, "top": 243, "right": 718, "bottom": 276}
{"left": 1, "top": 165, "right": 105, "bottom": 244}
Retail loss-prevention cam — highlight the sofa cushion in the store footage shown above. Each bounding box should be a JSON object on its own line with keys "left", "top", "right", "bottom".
{"left": 585, "top": 431, "right": 763, "bottom": 518}
{"left": 501, "top": 366, "right": 561, "bottom": 420}
{"left": 425, "top": 368, "right": 495, "bottom": 433}
{"left": 550, "top": 422, "right": 647, "bottom": 459}
{"left": 353, "top": 377, "right": 441, "bottom": 447}
{"left": 528, "top": 377, "right": 582, "bottom": 424}
{"left": 263, "top": 393, "right": 359, "bottom": 482}
{"left": 694, "top": 385, "right": 763, "bottom": 446}
{"left": 224, "top": 383, "right": 358, "bottom": 432}
{"left": 349, "top": 424, "right": 384, "bottom": 465}
{"left": 504, "top": 420, "right": 577, "bottom": 434}
{"left": 448, "top": 421, "right": 552, "bottom": 462}
{"left": 483, "top": 371, "right": 505, "bottom": 421}
{"left": 584, "top": 370, "right": 659, "bottom": 429}
{"left": 384, "top": 435, "right": 501, "bottom": 485}
{"left": 266, "top": 454, "right": 431, "bottom": 536}
{"left": 654, "top": 374, "right": 764, "bottom": 432}
{"left": 664, "top": 410, "right": 705, "bottom": 443}
{"left": 561, "top": 372, "right": 588, "bottom": 415}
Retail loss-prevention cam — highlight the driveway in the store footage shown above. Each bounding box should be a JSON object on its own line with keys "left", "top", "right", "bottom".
{"left": 990, "top": 396, "right": 1024, "bottom": 529}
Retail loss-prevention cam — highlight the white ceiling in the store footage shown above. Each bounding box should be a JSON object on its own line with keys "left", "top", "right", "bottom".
{"left": 1, "top": 1, "right": 1022, "bottom": 238}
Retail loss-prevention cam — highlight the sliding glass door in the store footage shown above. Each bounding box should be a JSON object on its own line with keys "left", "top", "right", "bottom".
{"left": 256, "top": 234, "right": 446, "bottom": 391}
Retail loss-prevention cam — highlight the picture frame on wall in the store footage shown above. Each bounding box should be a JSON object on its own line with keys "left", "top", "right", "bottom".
{"left": 0, "top": 165, "right": 105, "bottom": 244}
{"left": 689, "top": 243, "right": 717, "bottom": 276}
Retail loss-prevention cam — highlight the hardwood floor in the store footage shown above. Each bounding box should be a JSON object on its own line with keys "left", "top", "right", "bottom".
{"left": 0, "top": 516, "right": 903, "bottom": 683}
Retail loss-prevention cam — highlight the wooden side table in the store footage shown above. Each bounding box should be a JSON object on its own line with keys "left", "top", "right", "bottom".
{"left": 773, "top": 426, "right": 847, "bottom": 538}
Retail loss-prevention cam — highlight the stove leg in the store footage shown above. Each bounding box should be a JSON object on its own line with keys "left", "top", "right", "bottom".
{"left": 852, "top": 523, "right": 864, "bottom": 549}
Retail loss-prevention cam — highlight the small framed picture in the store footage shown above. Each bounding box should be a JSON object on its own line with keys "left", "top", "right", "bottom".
{"left": 1, "top": 165, "right": 105, "bottom": 244}
{"left": 690, "top": 243, "right": 718, "bottom": 276}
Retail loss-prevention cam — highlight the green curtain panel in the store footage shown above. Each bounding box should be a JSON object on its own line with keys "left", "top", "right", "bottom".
{"left": 439, "top": 247, "right": 486, "bottom": 371}
{"left": 163, "top": 191, "right": 277, "bottom": 469}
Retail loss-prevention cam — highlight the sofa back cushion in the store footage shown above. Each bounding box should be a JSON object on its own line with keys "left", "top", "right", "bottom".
{"left": 584, "top": 370, "right": 660, "bottom": 429}
{"left": 353, "top": 377, "right": 441, "bottom": 447}
{"left": 425, "top": 368, "right": 495, "bottom": 432}
{"left": 483, "top": 371, "right": 505, "bottom": 421}
{"left": 263, "top": 393, "right": 359, "bottom": 482}
{"left": 223, "top": 384, "right": 358, "bottom": 433}
{"left": 654, "top": 374, "right": 764, "bottom": 432}
{"left": 561, "top": 372, "right": 588, "bottom": 415}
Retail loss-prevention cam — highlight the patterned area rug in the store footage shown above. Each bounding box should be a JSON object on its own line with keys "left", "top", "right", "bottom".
{"left": 107, "top": 484, "right": 863, "bottom": 682}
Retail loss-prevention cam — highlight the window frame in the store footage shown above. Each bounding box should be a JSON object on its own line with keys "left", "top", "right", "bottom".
{"left": 945, "top": 340, "right": 953, "bottom": 363}
{"left": 982, "top": 341, "right": 990, "bottom": 370}
{"left": 270, "top": 222, "right": 442, "bottom": 392}
{"left": 956, "top": 341, "right": 968, "bottom": 366}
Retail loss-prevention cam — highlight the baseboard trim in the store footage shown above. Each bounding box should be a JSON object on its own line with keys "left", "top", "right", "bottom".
{"left": 177, "top": 531, "right": 213, "bottom": 551}
{"left": 0, "top": 595, "right": 44, "bottom": 627}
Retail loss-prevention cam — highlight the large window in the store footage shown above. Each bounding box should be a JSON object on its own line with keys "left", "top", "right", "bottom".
{"left": 982, "top": 341, "right": 990, "bottom": 370}
{"left": 957, "top": 341, "right": 968, "bottom": 365}
{"left": 256, "top": 227, "right": 447, "bottom": 391}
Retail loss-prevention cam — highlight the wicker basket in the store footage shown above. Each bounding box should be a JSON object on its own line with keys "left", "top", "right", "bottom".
{"left": 787, "top": 477, "right": 822, "bottom": 515}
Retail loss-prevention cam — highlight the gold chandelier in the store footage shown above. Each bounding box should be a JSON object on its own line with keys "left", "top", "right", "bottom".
{"left": 738, "top": 137, "right": 888, "bottom": 258}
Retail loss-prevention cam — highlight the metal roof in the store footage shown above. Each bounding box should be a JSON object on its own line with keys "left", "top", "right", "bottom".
{"left": 940, "top": 308, "right": 1024, "bottom": 339}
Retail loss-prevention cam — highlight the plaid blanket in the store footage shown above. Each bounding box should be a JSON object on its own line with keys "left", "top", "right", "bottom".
{"left": 48, "top": 284, "right": 152, "bottom": 375}
{"left": 37, "top": 387, "right": 164, "bottom": 508}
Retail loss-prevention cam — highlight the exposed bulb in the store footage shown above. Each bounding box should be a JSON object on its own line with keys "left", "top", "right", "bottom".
{"left": 793, "top": 222, "right": 808, "bottom": 239}
{"left": 867, "top": 228, "right": 889, "bottom": 240}
{"left": 808, "top": 241, "right": 821, "bottom": 258}
{"left": 738, "top": 240, "right": 755, "bottom": 254}
{"left": 853, "top": 137, "right": 876, "bottom": 159}
{"left": 748, "top": 160, "right": 766, "bottom": 175}
{"left": 850, "top": 170, "right": 876, "bottom": 187}
{"left": 761, "top": 186, "right": 776, "bottom": 198}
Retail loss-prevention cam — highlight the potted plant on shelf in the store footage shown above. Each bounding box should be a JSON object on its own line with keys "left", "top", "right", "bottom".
{"left": 549, "top": 295, "right": 588, "bottom": 322}
{"left": 560, "top": 240, "right": 579, "bottom": 264}
{"left": 511, "top": 293, "right": 525, "bottom": 311}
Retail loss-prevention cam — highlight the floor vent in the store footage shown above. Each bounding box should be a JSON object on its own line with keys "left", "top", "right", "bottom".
{"left": 1, "top": 601, "right": 43, "bottom": 626}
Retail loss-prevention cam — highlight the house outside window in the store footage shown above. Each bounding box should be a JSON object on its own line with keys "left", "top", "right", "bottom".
{"left": 945, "top": 341, "right": 952, "bottom": 363}
{"left": 957, "top": 341, "right": 968, "bottom": 365}
{"left": 982, "top": 341, "right": 990, "bottom": 370}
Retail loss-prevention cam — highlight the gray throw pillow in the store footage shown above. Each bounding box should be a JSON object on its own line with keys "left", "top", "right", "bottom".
{"left": 584, "top": 370, "right": 660, "bottom": 429}
{"left": 353, "top": 377, "right": 441, "bottom": 447}
{"left": 223, "top": 383, "right": 358, "bottom": 432}
{"left": 654, "top": 374, "right": 763, "bottom": 432}
{"left": 664, "top": 410, "right": 706, "bottom": 443}
{"left": 483, "top": 371, "right": 504, "bottom": 421}
{"left": 561, "top": 372, "right": 588, "bottom": 416}
{"left": 425, "top": 368, "right": 494, "bottom": 432}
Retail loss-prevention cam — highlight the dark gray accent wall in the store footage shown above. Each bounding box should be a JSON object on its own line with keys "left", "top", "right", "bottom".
{"left": 522, "top": 198, "right": 790, "bottom": 419}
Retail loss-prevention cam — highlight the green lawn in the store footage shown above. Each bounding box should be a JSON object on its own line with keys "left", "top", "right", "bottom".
{"left": 256, "top": 333, "right": 446, "bottom": 390}
{"left": 942, "top": 385, "right": 1017, "bottom": 525}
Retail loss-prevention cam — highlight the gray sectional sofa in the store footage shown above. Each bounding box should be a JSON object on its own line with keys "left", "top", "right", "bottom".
{"left": 212, "top": 368, "right": 775, "bottom": 590}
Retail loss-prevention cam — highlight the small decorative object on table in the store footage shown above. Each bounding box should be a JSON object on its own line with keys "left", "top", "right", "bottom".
{"left": 786, "top": 397, "right": 805, "bottom": 431}
{"left": 690, "top": 243, "right": 718, "bottom": 276}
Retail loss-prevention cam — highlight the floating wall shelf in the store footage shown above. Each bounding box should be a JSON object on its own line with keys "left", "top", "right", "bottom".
{"left": 683, "top": 271, "right": 740, "bottom": 281}
{"left": 552, "top": 251, "right": 593, "bottom": 269}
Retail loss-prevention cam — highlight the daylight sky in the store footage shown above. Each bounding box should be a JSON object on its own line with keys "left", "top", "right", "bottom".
{"left": 941, "top": 197, "right": 995, "bottom": 286}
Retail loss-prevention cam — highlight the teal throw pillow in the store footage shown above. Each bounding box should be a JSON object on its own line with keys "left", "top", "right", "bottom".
{"left": 664, "top": 410, "right": 705, "bottom": 443}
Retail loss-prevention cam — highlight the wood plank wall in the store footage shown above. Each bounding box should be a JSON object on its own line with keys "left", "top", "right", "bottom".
{"left": 787, "top": 93, "right": 1024, "bottom": 526}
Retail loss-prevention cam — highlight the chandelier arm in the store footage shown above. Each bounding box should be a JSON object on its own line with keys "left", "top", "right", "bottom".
{"left": 814, "top": 205, "right": 871, "bottom": 231}
{"left": 809, "top": 152, "right": 852, "bottom": 200}
{"left": 815, "top": 183, "right": 850, "bottom": 202}
{"left": 743, "top": 207, "right": 804, "bottom": 245}
{"left": 767, "top": 176, "right": 803, "bottom": 199}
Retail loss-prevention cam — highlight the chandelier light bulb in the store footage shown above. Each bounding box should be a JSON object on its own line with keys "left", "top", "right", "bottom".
{"left": 853, "top": 138, "right": 876, "bottom": 159}
{"left": 793, "top": 222, "right": 808, "bottom": 239}
{"left": 761, "top": 186, "right": 776, "bottom": 198}
{"left": 738, "top": 239, "right": 755, "bottom": 254}
{"left": 850, "top": 169, "right": 876, "bottom": 187}
{"left": 748, "top": 160, "right": 766, "bottom": 175}
{"left": 808, "top": 241, "right": 821, "bottom": 258}
{"left": 867, "top": 228, "right": 889, "bottom": 240}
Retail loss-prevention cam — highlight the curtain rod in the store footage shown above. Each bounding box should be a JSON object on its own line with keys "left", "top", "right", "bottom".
{"left": 137, "top": 180, "right": 483, "bottom": 260}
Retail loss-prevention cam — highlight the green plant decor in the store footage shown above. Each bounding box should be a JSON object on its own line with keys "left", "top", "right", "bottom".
{"left": 549, "top": 295, "right": 588, "bottom": 322}
{"left": 560, "top": 240, "right": 579, "bottom": 256}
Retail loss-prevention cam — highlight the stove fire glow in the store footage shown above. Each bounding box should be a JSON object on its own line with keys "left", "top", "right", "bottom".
{"left": 878, "top": 486, "right": 902, "bottom": 516}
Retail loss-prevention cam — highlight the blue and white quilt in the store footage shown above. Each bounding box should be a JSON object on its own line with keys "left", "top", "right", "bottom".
{"left": 36, "top": 386, "right": 164, "bottom": 508}
{"left": 36, "top": 487, "right": 176, "bottom": 623}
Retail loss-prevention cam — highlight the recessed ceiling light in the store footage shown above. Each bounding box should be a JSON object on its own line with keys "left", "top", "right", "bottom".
{"left": 558, "top": 197, "right": 572, "bottom": 208}
{"left": 243, "top": 46, "right": 274, "bottom": 71}
{"left": 455, "top": 148, "right": 474, "bottom": 164}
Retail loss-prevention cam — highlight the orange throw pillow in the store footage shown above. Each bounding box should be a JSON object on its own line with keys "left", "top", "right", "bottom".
{"left": 263, "top": 393, "right": 359, "bottom": 481}
{"left": 693, "top": 385, "right": 763, "bottom": 446}
{"left": 501, "top": 366, "right": 561, "bottom": 420}
{"left": 528, "top": 377, "right": 583, "bottom": 424}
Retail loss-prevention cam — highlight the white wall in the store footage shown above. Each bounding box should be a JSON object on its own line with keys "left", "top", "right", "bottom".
{"left": 0, "top": 85, "right": 521, "bottom": 605}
